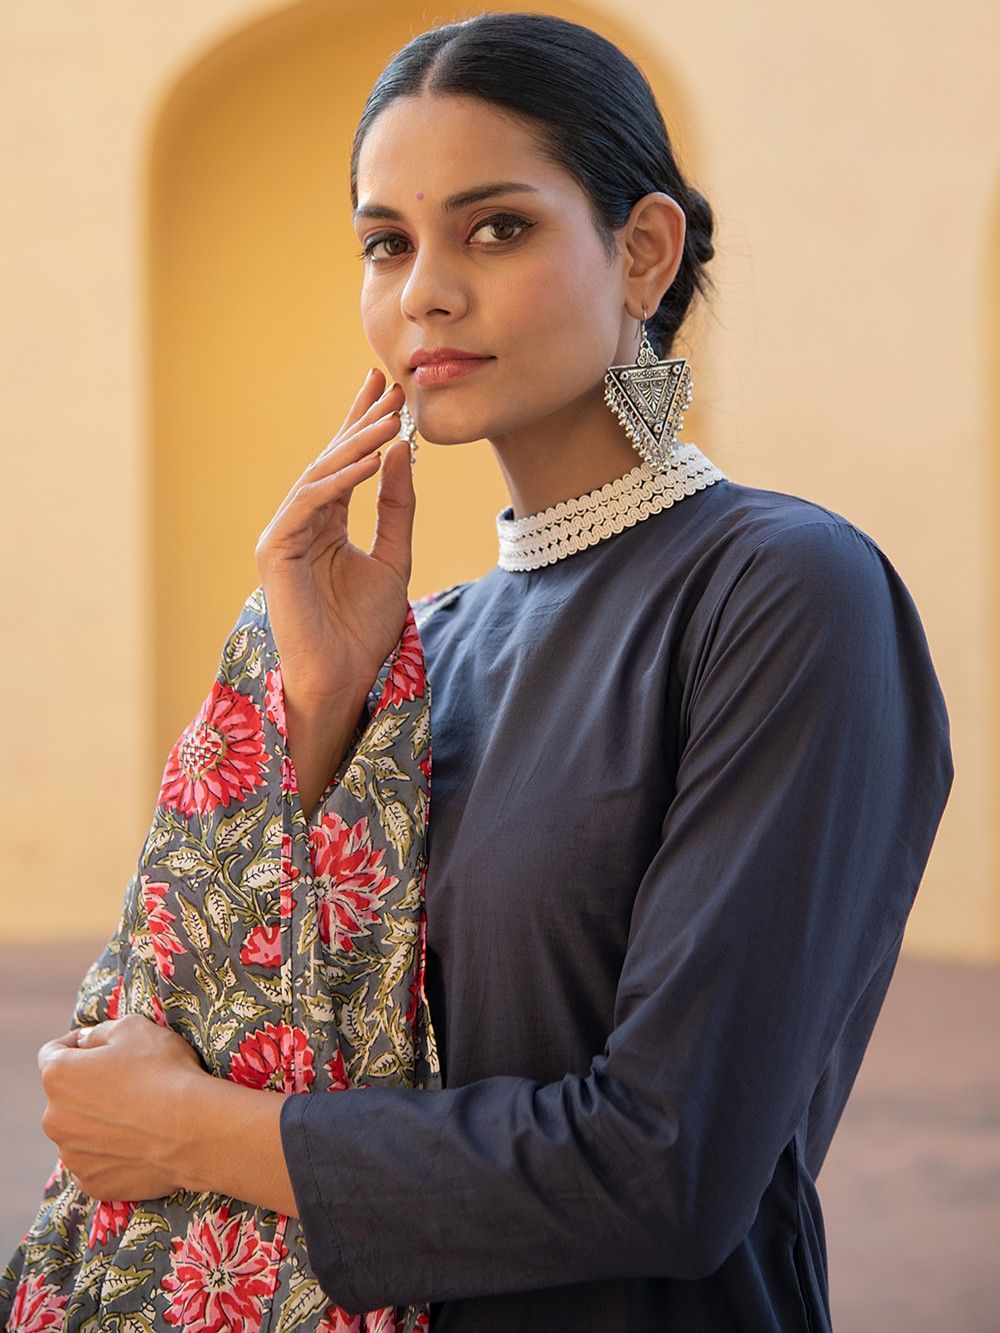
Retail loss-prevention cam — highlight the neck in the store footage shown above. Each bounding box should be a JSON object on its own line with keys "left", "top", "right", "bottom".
{"left": 488, "top": 380, "right": 643, "bottom": 520}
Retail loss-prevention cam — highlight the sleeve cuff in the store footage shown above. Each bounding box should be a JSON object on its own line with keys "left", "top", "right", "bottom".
{"left": 280, "top": 1092, "right": 366, "bottom": 1315}
{"left": 279, "top": 1082, "right": 452, "bottom": 1314}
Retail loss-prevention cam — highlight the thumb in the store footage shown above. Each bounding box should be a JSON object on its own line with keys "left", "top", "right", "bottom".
{"left": 370, "top": 438, "right": 416, "bottom": 579}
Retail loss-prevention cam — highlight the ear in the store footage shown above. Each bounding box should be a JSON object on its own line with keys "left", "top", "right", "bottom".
{"left": 620, "top": 192, "right": 686, "bottom": 320}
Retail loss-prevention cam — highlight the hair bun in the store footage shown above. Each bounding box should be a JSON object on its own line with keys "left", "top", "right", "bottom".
{"left": 686, "top": 189, "right": 716, "bottom": 265}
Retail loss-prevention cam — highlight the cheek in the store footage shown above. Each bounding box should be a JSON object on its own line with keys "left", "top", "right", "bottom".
{"left": 499, "top": 251, "right": 619, "bottom": 371}
{"left": 498, "top": 252, "right": 587, "bottom": 328}
{"left": 359, "top": 287, "right": 394, "bottom": 356}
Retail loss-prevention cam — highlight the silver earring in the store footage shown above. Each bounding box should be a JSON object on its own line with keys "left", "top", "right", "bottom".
{"left": 399, "top": 403, "right": 418, "bottom": 467}
{"left": 603, "top": 305, "right": 693, "bottom": 471}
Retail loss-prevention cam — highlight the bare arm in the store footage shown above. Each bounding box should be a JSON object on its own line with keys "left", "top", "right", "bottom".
{"left": 173, "top": 1064, "right": 297, "bottom": 1216}
{"left": 285, "top": 687, "right": 371, "bottom": 820}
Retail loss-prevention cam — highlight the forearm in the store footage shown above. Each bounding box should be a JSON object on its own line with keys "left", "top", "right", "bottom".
{"left": 285, "top": 689, "right": 370, "bottom": 820}
{"left": 171, "top": 1067, "right": 298, "bottom": 1217}
{"left": 278, "top": 1072, "right": 711, "bottom": 1314}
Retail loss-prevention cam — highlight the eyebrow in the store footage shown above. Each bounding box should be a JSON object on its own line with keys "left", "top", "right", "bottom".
{"left": 353, "top": 181, "right": 542, "bottom": 225}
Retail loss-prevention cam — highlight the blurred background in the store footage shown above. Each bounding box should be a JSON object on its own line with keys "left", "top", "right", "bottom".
{"left": 1, "top": 1, "right": 997, "bottom": 1327}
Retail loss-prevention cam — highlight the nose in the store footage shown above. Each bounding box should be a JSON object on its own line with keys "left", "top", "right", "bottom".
{"left": 399, "top": 239, "right": 470, "bottom": 324}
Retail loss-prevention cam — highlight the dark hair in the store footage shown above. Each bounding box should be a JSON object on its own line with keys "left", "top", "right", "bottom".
{"left": 350, "top": 11, "right": 715, "bottom": 359}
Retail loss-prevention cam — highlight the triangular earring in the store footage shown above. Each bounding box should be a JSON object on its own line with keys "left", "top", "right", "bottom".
{"left": 603, "top": 307, "right": 693, "bottom": 471}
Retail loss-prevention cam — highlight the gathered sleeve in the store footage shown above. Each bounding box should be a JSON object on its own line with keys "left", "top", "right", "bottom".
{"left": 279, "top": 520, "right": 954, "bottom": 1314}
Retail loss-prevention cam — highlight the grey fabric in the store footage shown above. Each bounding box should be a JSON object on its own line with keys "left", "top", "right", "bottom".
{"left": 280, "top": 476, "right": 954, "bottom": 1330}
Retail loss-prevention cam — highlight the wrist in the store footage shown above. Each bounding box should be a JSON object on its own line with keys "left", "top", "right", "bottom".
{"left": 283, "top": 676, "right": 374, "bottom": 724}
{"left": 284, "top": 691, "right": 372, "bottom": 821}
{"left": 161, "top": 1066, "right": 298, "bottom": 1214}
{"left": 162, "top": 1063, "right": 215, "bottom": 1193}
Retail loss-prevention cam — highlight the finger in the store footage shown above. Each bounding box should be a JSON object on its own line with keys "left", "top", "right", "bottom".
{"left": 333, "top": 366, "right": 387, "bottom": 438}
{"left": 350, "top": 379, "right": 405, "bottom": 434}
{"left": 312, "top": 389, "right": 402, "bottom": 474}
{"left": 271, "top": 405, "right": 400, "bottom": 529}
{"left": 264, "top": 448, "right": 388, "bottom": 559}
{"left": 75, "top": 1022, "right": 114, "bottom": 1049}
{"left": 265, "top": 412, "right": 400, "bottom": 541}
{"left": 38, "top": 1031, "right": 81, "bottom": 1068}
{"left": 38, "top": 1037, "right": 78, "bottom": 1079}
{"left": 269, "top": 383, "right": 403, "bottom": 534}
{"left": 314, "top": 380, "right": 404, "bottom": 470}
{"left": 370, "top": 439, "right": 416, "bottom": 579}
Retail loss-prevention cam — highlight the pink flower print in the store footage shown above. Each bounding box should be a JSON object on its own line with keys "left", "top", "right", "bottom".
{"left": 106, "top": 974, "right": 124, "bottom": 1019}
{"left": 159, "top": 682, "right": 268, "bottom": 816}
{"left": 88, "top": 1198, "right": 136, "bottom": 1249}
{"left": 280, "top": 830, "right": 300, "bottom": 915}
{"left": 319, "top": 1306, "right": 363, "bottom": 1331}
{"left": 7, "top": 1271, "right": 70, "bottom": 1330}
{"left": 239, "top": 924, "right": 281, "bottom": 968}
{"left": 309, "top": 813, "right": 398, "bottom": 954}
{"left": 324, "top": 1046, "right": 351, "bottom": 1092}
{"left": 373, "top": 610, "right": 426, "bottom": 715}
{"left": 264, "top": 665, "right": 288, "bottom": 739}
{"left": 360, "top": 1309, "right": 418, "bottom": 1333}
{"left": 228, "top": 1022, "right": 314, "bottom": 1093}
{"left": 141, "top": 878, "right": 187, "bottom": 979}
{"left": 161, "top": 1203, "right": 286, "bottom": 1331}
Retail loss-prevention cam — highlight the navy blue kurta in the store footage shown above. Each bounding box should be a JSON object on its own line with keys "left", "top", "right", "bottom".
{"left": 279, "top": 472, "right": 954, "bottom": 1330}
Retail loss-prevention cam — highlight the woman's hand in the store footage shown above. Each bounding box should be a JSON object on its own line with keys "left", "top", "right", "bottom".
{"left": 37, "top": 1015, "right": 205, "bottom": 1201}
{"left": 254, "top": 368, "right": 414, "bottom": 716}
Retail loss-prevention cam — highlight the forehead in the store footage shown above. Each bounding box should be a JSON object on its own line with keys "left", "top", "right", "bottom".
{"left": 355, "top": 92, "right": 559, "bottom": 199}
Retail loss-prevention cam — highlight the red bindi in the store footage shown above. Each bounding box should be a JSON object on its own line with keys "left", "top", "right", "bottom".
{"left": 415, "top": 191, "right": 424, "bottom": 200}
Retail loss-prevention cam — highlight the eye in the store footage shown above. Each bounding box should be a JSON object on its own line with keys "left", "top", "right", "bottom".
{"left": 358, "top": 232, "right": 410, "bottom": 263}
{"left": 357, "top": 212, "right": 535, "bottom": 264}
{"left": 469, "top": 212, "right": 534, "bottom": 245}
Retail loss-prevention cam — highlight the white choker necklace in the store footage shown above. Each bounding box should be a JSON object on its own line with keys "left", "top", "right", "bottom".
{"left": 495, "top": 441, "right": 727, "bottom": 572}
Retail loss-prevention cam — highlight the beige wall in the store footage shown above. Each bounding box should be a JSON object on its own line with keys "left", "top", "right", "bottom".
{"left": 2, "top": 0, "right": 997, "bottom": 958}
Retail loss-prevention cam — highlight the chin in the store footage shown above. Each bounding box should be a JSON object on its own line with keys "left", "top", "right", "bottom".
{"left": 406, "top": 402, "right": 494, "bottom": 447}
{"left": 412, "top": 427, "right": 486, "bottom": 447}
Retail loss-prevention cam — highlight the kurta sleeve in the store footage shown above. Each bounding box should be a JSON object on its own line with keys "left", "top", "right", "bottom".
{"left": 279, "top": 519, "right": 954, "bottom": 1314}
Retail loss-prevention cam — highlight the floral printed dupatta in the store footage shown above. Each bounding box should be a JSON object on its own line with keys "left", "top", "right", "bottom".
{"left": 1, "top": 583, "right": 457, "bottom": 1333}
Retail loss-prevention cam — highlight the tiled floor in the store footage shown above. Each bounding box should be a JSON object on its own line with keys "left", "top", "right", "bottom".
{"left": 1, "top": 944, "right": 997, "bottom": 1329}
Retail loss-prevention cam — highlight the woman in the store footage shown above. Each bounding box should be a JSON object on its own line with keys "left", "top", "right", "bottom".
{"left": 4, "top": 11, "right": 953, "bottom": 1332}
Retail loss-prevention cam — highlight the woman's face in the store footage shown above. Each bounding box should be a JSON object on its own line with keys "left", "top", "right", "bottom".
{"left": 352, "top": 92, "right": 636, "bottom": 447}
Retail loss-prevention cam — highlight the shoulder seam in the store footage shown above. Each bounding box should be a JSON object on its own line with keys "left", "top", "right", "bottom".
{"left": 742, "top": 516, "right": 880, "bottom": 568}
{"left": 704, "top": 518, "right": 884, "bottom": 638}
{"left": 412, "top": 579, "right": 474, "bottom": 627}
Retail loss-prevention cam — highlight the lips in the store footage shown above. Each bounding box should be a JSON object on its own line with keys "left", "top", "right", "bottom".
{"left": 412, "top": 357, "right": 492, "bottom": 387}
{"left": 409, "top": 347, "right": 492, "bottom": 368}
